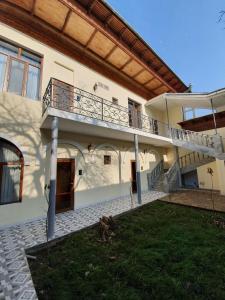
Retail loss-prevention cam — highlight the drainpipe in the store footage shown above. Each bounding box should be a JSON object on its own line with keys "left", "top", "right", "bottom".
{"left": 165, "top": 96, "right": 171, "bottom": 138}
{"left": 210, "top": 98, "right": 217, "bottom": 134}
{"left": 134, "top": 134, "right": 142, "bottom": 204}
{"left": 47, "top": 116, "right": 59, "bottom": 240}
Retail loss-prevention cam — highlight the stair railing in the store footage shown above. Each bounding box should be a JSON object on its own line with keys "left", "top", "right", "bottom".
{"left": 147, "top": 160, "right": 164, "bottom": 190}
{"left": 179, "top": 151, "right": 213, "bottom": 169}
{"left": 163, "top": 161, "right": 180, "bottom": 193}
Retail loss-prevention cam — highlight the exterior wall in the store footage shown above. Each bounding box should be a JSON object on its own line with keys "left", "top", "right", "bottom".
{"left": 0, "top": 22, "right": 151, "bottom": 116}
{"left": 0, "top": 91, "right": 166, "bottom": 227}
{"left": 197, "top": 161, "right": 220, "bottom": 191}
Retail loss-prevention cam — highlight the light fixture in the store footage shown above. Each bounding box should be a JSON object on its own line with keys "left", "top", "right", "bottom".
{"left": 93, "top": 83, "right": 98, "bottom": 91}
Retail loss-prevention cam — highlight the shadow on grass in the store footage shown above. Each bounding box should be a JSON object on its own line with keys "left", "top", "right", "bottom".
{"left": 28, "top": 201, "right": 225, "bottom": 300}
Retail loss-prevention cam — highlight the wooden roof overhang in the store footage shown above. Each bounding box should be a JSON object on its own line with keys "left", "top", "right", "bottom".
{"left": 0, "top": 0, "right": 187, "bottom": 99}
{"left": 179, "top": 111, "right": 225, "bottom": 132}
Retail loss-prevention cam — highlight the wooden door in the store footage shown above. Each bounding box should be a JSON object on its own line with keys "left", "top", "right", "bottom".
{"left": 131, "top": 160, "right": 137, "bottom": 193}
{"left": 56, "top": 159, "right": 75, "bottom": 213}
{"left": 52, "top": 78, "right": 74, "bottom": 112}
{"left": 128, "top": 99, "right": 142, "bottom": 129}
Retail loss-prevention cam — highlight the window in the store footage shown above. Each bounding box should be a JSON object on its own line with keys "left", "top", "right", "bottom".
{"left": 112, "top": 97, "right": 118, "bottom": 105}
{"left": 0, "top": 39, "right": 42, "bottom": 100}
{"left": 183, "top": 107, "right": 215, "bottom": 121}
{"left": 0, "top": 138, "right": 24, "bottom": 205}
{"left": 104, "top": 155, "right": 111, "bottom": 165}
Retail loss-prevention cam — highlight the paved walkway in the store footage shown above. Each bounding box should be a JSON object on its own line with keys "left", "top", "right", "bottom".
{"left": 0, "top": 191, "right": 166, "bottom": 300}
{"left": 161, "top": 189, "right": 225, "bottom": 212}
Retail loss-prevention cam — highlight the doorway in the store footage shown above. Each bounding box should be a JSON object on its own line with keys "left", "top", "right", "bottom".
{"left": 128, "top": 99, "right": 142, "bottom": 129}
{"left": 131, "top": 160, "right": 137, "bottom": 193}
{"left": 56, "top": 158, "right": 75, "bottom": 213}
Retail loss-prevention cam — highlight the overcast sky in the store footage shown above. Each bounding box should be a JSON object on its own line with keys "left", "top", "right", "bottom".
{"left": 106, "top": 0, "right": 225, "bottom": 92}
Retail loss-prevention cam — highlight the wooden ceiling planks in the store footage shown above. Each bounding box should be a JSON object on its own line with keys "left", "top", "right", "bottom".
{"left": 35, "top": 0, "right": 69, "bottom": 29}
{"left": 135, "top": 70, "right": 154, "bottom": 85}
{"left": 64, "top": 12, "right": 95, "bottom": 45}
{"left": 106, "top": 47, "right": 130, "bottom": 69}
{"left": 87, "top": 31, "right": 115, "bottom": 58}
{"left": 122, "top": 60, "right": 143, "bottom": 77}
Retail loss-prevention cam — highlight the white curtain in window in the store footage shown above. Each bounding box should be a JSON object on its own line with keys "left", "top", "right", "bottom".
{"left": 8, "top": 59, "right": 25, "bottom": 95}
{"left": 26, "top": 65, "right": 40, "bottom": 100}
{"left": 0, "top": 53, "right": 7, "bottom": 91}
{"left": 0, "top": 165, "right": 21, "bottom": 204}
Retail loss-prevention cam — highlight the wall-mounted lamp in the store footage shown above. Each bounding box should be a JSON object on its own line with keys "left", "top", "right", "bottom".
{"left": 87, "top": 144, "right": 93, "bottom": 152}
{"left": 93, "top": 83, "right": 98, "bottom": 92}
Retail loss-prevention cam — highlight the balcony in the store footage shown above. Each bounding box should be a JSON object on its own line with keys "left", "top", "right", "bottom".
{"left": 41, "top": 79, "right": 224, "bottom": 157}
{"left": 41, "top": 78, "right": 171, "bottom": 146}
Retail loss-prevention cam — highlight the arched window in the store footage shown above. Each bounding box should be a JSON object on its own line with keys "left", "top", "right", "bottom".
{"left": 0, "top": 138, "right": 24, "bottom": 204}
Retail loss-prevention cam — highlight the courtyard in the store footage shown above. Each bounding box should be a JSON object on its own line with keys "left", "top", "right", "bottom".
{"left": 29, "top": 199, "right": 225, "bottom": 300}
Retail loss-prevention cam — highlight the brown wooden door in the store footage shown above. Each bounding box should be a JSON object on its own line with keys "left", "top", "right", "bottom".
{"left": 128, "top": 99, "right": 142, "bottom": 129}
{"left": 52, "top": 78, "right": 74, "bottom": 112}
{"left": 56, "top": 159, "right": 75, "bottom": 213}
{"left": 131, "top": 160, "right": 137, "bottom": 193}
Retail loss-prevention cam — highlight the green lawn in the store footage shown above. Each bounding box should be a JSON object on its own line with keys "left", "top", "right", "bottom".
{"left": 28, "top": 201, "right": 225, "bottom": 300}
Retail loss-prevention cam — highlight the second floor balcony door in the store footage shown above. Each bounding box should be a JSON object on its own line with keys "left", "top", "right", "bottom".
{"left": 52, "top": 78, "right": 74, "bottom": 112}
{"left": 128, "top": 99, "right": 142, "bottom": 129}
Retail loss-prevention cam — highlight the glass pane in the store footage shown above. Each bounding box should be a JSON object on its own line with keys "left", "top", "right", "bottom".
{"left": 0, "top": 39, "right": 18, "bottom": 57}
{"left": 0, "top": 139, "right": 21, "bottom": 163}
{"left": 21, "top": 50, "right": 41, "bottom": 67}
{"left": 0, "top": 165, "right": 21, "bottom": 204}
{"left": 8, "top": 59, "right": 25, "bottom": 95}
{"left": 185, "top": 110, "right": 194, "bottom": 120}
{"left": 0, "top": 53, "right": 7, "bottom": 91}
{"left": 26, "top": 65, "right": 40, "bottom": 100}
{"left": 195, "top": 108, "right": 213, "bottom": 118}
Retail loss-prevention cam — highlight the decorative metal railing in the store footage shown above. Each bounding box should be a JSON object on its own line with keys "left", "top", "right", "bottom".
{"left": 42, "top": 78, "right": 223, "bottom": 153}
{"left": 179, "top": 151, "right": 214, "bottom": 169}
{"left": 147, "top": 160, "right": 164, "bottom": 190}
{"left": 43, "top": 78, "right": 169, "bottom": 136}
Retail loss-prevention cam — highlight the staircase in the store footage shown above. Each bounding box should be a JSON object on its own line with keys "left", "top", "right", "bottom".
{"left": 179, "top": 151, "right": 215, "bottom": 174}
{"left": 170, "top": 127, "right": 224, "bottom": 159}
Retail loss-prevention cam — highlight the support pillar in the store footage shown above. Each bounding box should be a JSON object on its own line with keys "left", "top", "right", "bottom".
{"left": 134, "top": 134, "right": 142, "bottom": 204}
{"left": 47, "top": 116, "right": 59, "bottom": 240}
{"left": 174, "top": 146, "right": 182, "bottom": 187}
{"left": 216, "top": 159, "right": 225, "bottom": 195}
{"left": 210, "top": 98, "right": 217, "bottom": 134}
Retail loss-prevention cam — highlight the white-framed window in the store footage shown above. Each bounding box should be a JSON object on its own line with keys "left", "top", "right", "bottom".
{"left": 182, "top": 107, "right": 216, "bottom": 121}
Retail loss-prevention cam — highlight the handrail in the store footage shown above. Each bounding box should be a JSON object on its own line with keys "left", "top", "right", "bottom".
{"left": 43, "top": 78, "right": 223, "bottom": 153}
{"left": 179, "top": 151, "right": 213, "bottom": 169}
{"left": 163, "top": 161, "right": 180, "bottom": 192}
{"left": 147, "top": 160, "right": 164, "bottom": 190}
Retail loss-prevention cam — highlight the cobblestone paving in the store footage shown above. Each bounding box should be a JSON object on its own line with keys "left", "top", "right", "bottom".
{"left": 0, "top": 191, "right": 166, "bottom": 300}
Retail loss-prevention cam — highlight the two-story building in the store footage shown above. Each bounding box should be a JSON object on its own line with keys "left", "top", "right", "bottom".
{"left": 1, "top": 0, "right": 225, "bottom": 236}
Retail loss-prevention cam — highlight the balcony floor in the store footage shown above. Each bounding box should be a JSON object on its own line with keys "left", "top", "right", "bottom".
{"left": 41, "top": 107, "right": 172, "bottom": 147}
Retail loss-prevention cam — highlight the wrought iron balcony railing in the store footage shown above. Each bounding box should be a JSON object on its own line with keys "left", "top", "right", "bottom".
{"left": 42, "top": 78, "right": 223, "bottom": 152}
{"left": 43, "top": 78, "right": 169, "bottom": 137}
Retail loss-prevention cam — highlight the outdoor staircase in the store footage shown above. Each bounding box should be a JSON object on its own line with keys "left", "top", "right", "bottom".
{"left": 179, "top": 151, "right": 215, "bottom": 174}
{"left": 170, "top": 127, "right": 225, "bottom": 160}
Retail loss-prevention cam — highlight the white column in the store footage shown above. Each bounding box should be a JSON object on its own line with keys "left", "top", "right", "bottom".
{"left": 47, "top": 116, "right": 59, "bottom": 240}
{"left": 134, "top": 134, "right": 142, "bottom": 204}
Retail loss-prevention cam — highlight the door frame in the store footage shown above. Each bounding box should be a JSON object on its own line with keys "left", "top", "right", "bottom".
{"left": 56, "top": 158, "right": 75, "bottom": 213}
{"left": 130, "top": 160, "right": 137, "bottom": 193}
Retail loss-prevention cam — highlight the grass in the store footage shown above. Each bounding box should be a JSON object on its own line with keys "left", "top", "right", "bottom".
{"left": 28, "top": 201, "right": 225, "bottom": 300}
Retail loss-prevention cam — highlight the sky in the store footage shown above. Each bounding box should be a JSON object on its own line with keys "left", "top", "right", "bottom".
{"left": 106, "top": 0, "right": 225, "bottom": 92}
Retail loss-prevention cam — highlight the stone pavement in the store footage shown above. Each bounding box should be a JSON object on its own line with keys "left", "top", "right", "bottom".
{"left": 161, "top": 189, "right": 225, "bottom": 212}
{"left": 0, "top": 191, "right": 166, "bottom": 300}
